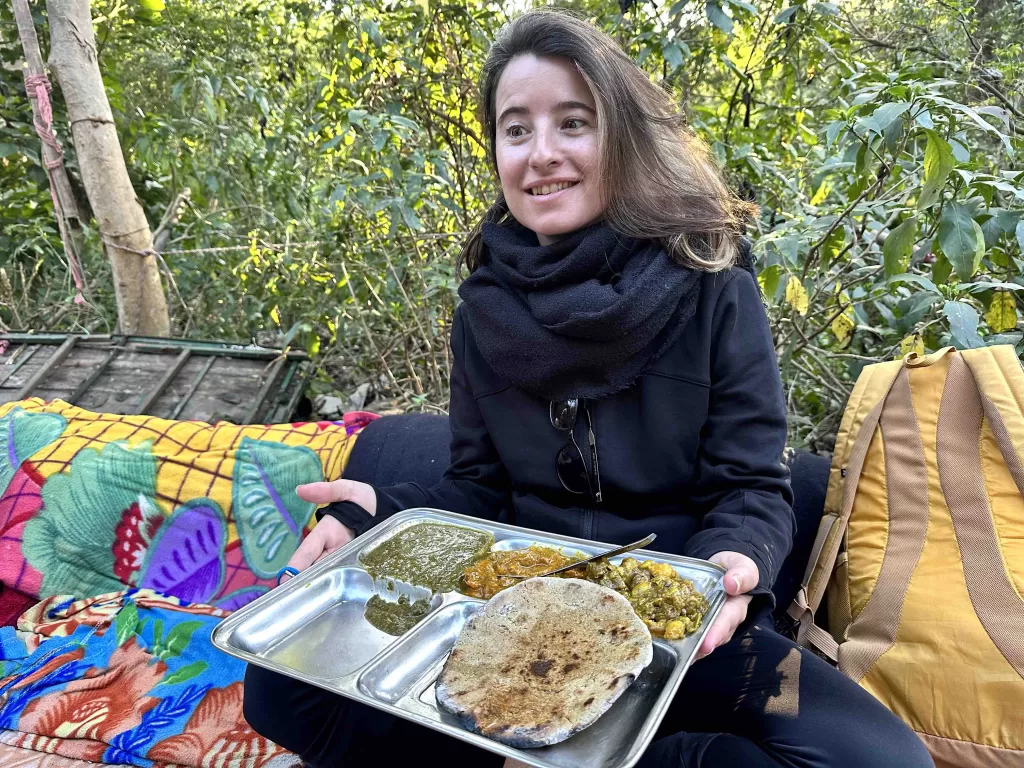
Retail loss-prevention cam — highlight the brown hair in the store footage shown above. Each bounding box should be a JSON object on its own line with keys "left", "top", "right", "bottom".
{"left": 459, "top": 8, "right": 757, "bottom": 275}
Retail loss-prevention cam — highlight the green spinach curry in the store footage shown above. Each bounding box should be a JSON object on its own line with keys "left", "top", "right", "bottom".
{"left": 359, "top": 522, "right": 494, "bottom": 634}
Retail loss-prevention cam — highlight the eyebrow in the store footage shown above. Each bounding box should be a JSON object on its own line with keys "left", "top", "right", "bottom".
{"left": 496, "top": 100, "right": 597, "bottom": 125}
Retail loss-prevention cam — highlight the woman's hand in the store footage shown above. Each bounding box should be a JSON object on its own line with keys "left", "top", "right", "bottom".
{"left": 283, "top": 479, "right": 378, "bottom": 577}
{"left": 695, "top": 551, "right": 759, "bottom": 660}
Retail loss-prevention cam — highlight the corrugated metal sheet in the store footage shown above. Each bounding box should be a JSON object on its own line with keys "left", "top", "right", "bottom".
{"left": 0, "top": 333, "right": 310, "bottom": 424}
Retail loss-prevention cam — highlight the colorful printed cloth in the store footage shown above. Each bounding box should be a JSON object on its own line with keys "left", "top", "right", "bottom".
{"left": 0, "top": 736, "right": 132, "bottom": 768}
{"left": 0, "top": 589, "right": 303, "bottom": 768}
{"left": 0, "top": 398, "right": 377, "bottom": 607}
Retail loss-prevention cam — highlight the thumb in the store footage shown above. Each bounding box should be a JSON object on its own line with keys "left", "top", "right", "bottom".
{"left": 724, "top": 562, "right": 759, "bottom": 596}
{"left": 710, "top": 551, "right": 760, "bottom": 596}
{"left": 296, "top": 479, "right": 353, "bottom": 505}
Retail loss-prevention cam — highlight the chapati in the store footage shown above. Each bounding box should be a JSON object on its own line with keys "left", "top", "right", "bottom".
{"left": 435, "top": 577, "right": 653, "bottom": 748}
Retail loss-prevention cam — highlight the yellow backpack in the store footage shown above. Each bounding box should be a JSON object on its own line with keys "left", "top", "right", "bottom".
{"left": 788, "top": 345, "right": 1024, "bottom": 767}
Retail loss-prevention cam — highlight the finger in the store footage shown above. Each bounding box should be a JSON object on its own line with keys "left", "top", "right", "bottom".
{"left": 325, "top": 525, "right": 355, "bottom": 553}
{"left": 724, "top": 563, "right": 759, "bottom": 596}
{"left": 697, "top": 596, "right": 750, "bottom": 659}
{"left": 296, "top": 480, "right": 350, "bottom": 504}
{"left": 286, "top": 528, "right": 326, "bottom": 572}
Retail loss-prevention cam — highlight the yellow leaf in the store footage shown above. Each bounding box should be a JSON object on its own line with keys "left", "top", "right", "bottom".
{"left": 270, "top": 306, "right": 281, "bottom": 326}
{"left": 899, "top": 334, "right": 925, "bottom": 359}
{"left": 810, "top": 180, "right": 832, "bottom": 206}
{"left": 832, "top": 311, "right": 855, "bottom": 345}
{"left": 985, "top": 291, "right": 1018, "bottom": 333}
{"left": 785, "top": 277, "right": 809, "bottom": 316}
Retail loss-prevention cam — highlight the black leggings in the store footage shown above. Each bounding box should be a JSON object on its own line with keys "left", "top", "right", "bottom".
{"left": 242, "top": 606, "right": 934, "bottom": 768}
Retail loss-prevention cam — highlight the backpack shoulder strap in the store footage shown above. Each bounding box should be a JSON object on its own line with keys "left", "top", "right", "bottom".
{"left": 961, "top": 345, "right": 1024, "bottom": 494}
{"left": 787, "top": 351, "right": 944, "bottom": 651}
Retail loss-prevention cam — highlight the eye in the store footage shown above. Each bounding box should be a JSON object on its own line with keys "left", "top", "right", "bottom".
{"left": 563, "top": 118, "right": 587, "bottom": 131}
{"left": 505, "top": 124, "right": 526, "bottom": 138}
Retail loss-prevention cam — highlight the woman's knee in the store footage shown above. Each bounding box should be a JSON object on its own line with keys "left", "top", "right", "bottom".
{"left": 820, "top": 716, "right": 934, "bottom": 768}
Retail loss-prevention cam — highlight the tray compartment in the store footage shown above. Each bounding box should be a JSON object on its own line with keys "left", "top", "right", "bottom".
{"left": 412, "top": 640, "right": 680, "bottom": 768}
{"left": 225, "top": 566, "right": 441, "bottom": 679}
{"left": 358, "top": 601, "right": 481, "bottom": 703}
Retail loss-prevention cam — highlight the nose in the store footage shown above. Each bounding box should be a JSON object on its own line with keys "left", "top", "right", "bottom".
{"left": 529, "top": 124, "right": 562, "bottom": 169}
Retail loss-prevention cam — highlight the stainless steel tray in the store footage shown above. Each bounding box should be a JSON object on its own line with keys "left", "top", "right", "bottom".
{"left": 213, "top": 508, "right": 726, "bottom": 768}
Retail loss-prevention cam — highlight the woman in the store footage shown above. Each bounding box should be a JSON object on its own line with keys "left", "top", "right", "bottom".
{"left": 243, "top": 10, "right": 934, "bottom": 768}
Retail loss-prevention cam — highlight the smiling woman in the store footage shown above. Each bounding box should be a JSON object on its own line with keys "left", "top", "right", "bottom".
{"left": 458, "top": 8, "right": 757, "bottom": 275}
{"left": 243, "top": 9, "right": 936, "bottom": 768}
{"left": 492, "top": 56, "right": 605, "bottom": 244}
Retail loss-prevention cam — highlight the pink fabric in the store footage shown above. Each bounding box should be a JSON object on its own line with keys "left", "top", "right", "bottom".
{"left": 0, "top": 584, "right": 35, "bottom": 627}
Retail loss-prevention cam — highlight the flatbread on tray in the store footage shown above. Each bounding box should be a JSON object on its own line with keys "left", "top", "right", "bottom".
{"left": 435, "top": 577, "right": 653, "bottom": 749}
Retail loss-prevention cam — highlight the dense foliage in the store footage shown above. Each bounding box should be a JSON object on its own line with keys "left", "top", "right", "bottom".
{"left": 1, "top": 0, "right": 1021, "bottom": 449}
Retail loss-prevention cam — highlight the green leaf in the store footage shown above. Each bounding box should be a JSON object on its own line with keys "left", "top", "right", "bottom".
{"left": 825, "top": 120, "right": 845, "bottom": 148}
{"left": 918, "top": 131, "right": 954, "bottom": 210}
{"left": 775, "top": 6, "right": 799, "bottom": 22}
{"left": 724, "top": 0, "right": 756, "bottom": 13}
{"left": 0, "top": 143, "right": 18, "bottom": 159}
{"left": 883, "top": 217, "right": 918, "bottom": 278}
{"left": 0, "top": 407, "right": 66, "bottom": 496}
{"left": 932, "top": 251, "right": 953, "bottom": 285}
{"left": 232, "top": 438, "right": 321, "bottom": 578}
{"left": 663, "top": 42, "right": 685, "bottom": 70}
{"left": 943, "top": 301, "right": 985, "bottom": 349}
{"left": 888, "top": 273, "right": 940, "bottom": 294}
{"left": 115, "top": 602, "right": 139, "bottom": 647}
{"left": 757, "top": 265, "right": 780, "bottom": 300}
{"left": 161, "top": 620, "right": 204, "bottom": 659}
{"left": 938, "top": 202, "right": 985, "bottom": 281}
{"left": 400, "top": 204, "right": 422, "bottom": 231}
{"left": 320, "top": 134, "right": 344, "bottom": 152}
{"left": 161, "top": 660, "right": 208, "bottom": 687}
{"left": 389, "top": 116, "right": 419, "bottom": 130}
{"left": 138, "top": 0, "right": 165, "bottom": 10}
{"left": 814, "top": 1, "right": 839, "bottom": 15}
{"left": 865, "top": 102, "right": 911, "bottom": 134}
{"left": 949, "top": 138, "right": 970, "bottom": 163}
{"left": 203, "top": 92, "right": 217, "bottom": 122}
{"left": 957, "top": 281, "right": 1024, "bottom": 293}
{"left": 706, "top": 1, "right": 733, "bottom": 33}
{"left": 1017, "top": 220, "right": 1024, "bottom": 253}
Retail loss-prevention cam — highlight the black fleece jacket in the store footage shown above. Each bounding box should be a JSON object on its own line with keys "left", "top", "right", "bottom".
{"left": 325, "top": 267, "right": 795, "bottom": 603}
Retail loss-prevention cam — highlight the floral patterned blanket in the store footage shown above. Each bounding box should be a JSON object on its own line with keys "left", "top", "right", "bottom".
{"left": 0, "top": 398, "right": 376, "bottom": 607}
{"left": 0, "top": 590, "right": 301, "bottom": 767}
{"left": 0, "top": 397, "right": 379, "bottom": 767}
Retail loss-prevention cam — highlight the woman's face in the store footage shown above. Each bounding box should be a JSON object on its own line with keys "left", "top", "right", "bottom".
{"left": 493, "top": 55, "right": 606, "bottom": 245}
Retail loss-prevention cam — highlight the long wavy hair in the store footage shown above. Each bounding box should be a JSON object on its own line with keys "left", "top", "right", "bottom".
{"left": 459, "top": 8, "right": 757, "bottom": 275}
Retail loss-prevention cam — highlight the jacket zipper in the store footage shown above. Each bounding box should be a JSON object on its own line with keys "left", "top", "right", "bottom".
{"left": 581, "top": 507, "right": 594, "bottom": 540}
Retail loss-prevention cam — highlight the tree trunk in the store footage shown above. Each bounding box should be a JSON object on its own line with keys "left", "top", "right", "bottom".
{"left": 45, "top": 0, "right": 170, "bottom": 336}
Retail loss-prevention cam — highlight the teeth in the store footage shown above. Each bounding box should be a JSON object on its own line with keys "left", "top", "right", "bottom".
{"left": 531, "top": 181, "right": 575, "bottom": 195}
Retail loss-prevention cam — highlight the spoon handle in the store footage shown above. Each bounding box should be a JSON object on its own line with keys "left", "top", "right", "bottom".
{"left": 508, "top": 533, "right": 657, "bottom": 580}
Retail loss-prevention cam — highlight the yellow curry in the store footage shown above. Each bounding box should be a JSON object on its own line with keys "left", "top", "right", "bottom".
{"left": 460, "top": 547, "right": 709, "bottom": 640}
{"left": 461, "top": 545, "right": 587, "bottom": 599}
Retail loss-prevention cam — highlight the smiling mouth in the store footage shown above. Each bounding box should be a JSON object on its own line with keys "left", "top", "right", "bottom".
{"left": 527, "top": 181, "right": 579, "bottom": 196}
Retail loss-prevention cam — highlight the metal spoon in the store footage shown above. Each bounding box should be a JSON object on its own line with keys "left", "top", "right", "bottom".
{"left": 503, "top": 533, "right": 657, "bottom": 580}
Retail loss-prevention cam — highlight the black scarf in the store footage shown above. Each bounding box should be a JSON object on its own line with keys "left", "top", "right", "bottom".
{"left": 458, "top": 221, "right": 715, "bottom": 400}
